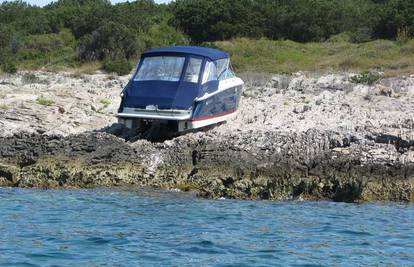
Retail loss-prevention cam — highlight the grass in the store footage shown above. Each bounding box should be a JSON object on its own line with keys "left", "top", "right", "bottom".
{"left": 41, "top": 61, "right": 102, "bottom": 74}
{"left": 73, "top": 62, "right": 102, "bottom": 75}
{"left": 11, "top": 37, "right": 414, "bottom": 76}
{"left": 36, "top": 96, "right": 54, "bottom": 106}
{"left": 100, "top": 99, "right": 111, "bottom": 108}
{"left": 0, "top": 103, "right": 8, "bottom": 110}
{"left": 213, "top": 38, "right": 414, "bottom": 76}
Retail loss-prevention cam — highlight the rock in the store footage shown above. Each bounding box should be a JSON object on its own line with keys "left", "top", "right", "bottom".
{"left": 0, "top": 70, "right": 126, "bottom": 137}
{"left": 271, "top": 75, "right": 290, "bottom": 90}
{"left": 0, "top": 71, "right": 413, "bottom": 202}
{"left": 293, "top": 105, "right": 311, "bottom": 114}
{"left": 374, "top": 84, "right": 393, "bottom": 97}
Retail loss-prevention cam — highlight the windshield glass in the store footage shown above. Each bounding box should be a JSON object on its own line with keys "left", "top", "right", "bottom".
{"left": 215, "top": 58, "right": 229, "bottom": 77}
{"left": 134, "top": 56, "right": 185, "bottom": 82}
{"left": 183, "top": 57, "right": 202, "bottom": 83}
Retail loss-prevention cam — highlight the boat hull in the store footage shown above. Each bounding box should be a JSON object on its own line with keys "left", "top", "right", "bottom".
{"left": 117, "top": 77, "right": 244, "bottom": 133}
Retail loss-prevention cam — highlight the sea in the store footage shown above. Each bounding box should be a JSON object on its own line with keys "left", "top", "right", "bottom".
{"left": 0, "top": 187, "right": 413, "bottom": 266}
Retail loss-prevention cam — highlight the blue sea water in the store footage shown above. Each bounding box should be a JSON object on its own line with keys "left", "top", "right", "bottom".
{"left": 0, "top": 188, "right": 413, "bottom": 267}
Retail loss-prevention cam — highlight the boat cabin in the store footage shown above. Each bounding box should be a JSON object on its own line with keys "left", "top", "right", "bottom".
{"left": 117, "top": 46, "right": 244, "bottom": 133}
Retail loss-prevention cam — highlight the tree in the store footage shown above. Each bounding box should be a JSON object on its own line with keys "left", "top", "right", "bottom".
{"left": 373, "top": 0, "right": 414, "bottom": 39}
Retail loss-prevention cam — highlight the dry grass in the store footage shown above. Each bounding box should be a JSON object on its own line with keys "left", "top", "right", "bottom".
{"left": 75, "top": 62, "right": 102, "bottom": 75}
{"left": 239, "top": 72, "right": 271, "bottom": 88}
{"left": 43, "top": 61, "right": 102, "bottom": 75}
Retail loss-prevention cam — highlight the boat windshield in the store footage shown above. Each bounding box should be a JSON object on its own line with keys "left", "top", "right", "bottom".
{"left": 134, "top": 56, "right": 185, "bottom": 82}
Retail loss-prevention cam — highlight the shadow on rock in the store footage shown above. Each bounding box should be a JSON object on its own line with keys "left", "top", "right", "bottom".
{"left": 95, "top": 123, "right": 176, "bottom": 143}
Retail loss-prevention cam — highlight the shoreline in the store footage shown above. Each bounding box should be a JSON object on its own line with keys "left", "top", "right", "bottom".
{"left": 0, "top": 71, "right": 413, "bottom": 202}
{"left": 0, "top": 129, "right": 412, "bottom": 202}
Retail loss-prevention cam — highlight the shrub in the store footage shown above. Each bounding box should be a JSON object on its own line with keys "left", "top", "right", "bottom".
{"left": 141, "top": 23, "right": 189, "bottom": 49}
{"left": 103, "top": 58, "right": 132, "bottom": 76}
{"left": 1, "top": 61, "right": 17, "bottom": 74}
{"left": 396, "top": 26, "right": 410, "bottom": 44}
{"left": 349, "top": 27, "right": 373, "bottom": 43}
{"left": 77, "top": 21, "right": 138, "bottom": 61}
{"left": 21, "top": 73, "right": 39, "bottom": 84}
{"left": 350, "top": 71, "right": 381, "bottom": 85}
{"left": 13, "top": 30, "right": 76, "bottom": 69}
{"left": 100, "top": 98, "right": 111, "bottom": 108}
{"left": 24, "top": 30, "right": 74, "bottom": 52}
{"left": 36, "top": 96, "right": 54, "bottom": 106}
{"left": 328, "top": 32, "right": 352, "bottom": 43}
{"left": 0, "top": 103, "right": 8, "bottom": 110}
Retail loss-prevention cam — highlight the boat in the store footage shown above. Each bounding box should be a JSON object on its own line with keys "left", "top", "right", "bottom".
{"left": 117, "top": 46, "right": 244, "bottom": 136}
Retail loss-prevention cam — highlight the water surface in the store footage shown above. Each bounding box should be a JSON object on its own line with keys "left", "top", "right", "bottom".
{"left": 0, "top": 188, "right": 413, "bottom": 266}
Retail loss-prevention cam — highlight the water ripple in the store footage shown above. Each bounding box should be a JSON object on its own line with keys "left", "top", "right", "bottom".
{"left": 0, "top": 188, "right": 413, "bottom": 266}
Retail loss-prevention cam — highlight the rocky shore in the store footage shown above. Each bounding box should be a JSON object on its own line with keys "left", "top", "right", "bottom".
{"left": 0, "top": 71, "right": 413, "bottom": 202}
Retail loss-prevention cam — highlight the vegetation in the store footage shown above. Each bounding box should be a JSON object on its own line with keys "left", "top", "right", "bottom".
{"left": 36, "top": 96, "right": 54, "bottom": 106}
{"left": 213, "top": 38, "right": 414, "bottom": 75}
{"left": 0, "top": 103, "right": 8, "bottom": 110}
{"left": 0, "top": 0, "right": 413, "bottom": 75}
{"left": 103, "top": 58, "right": 132, "bottom": 75}
{"left": 350, "top": 71, "right": 382, "bottom": 85}
{"left": 99, "top": 98, "right": 111, "bottom": 108}
{"left": 21, "top": 72, "right": 39, "bottom": 83}
{"left": 0, "top": 0, "right": 187, "bottom": 74}
{"left": 172, "top": 0, "right": 414, "bottom": 42}
{"left": 1, "top": 61, "right": 17, "bottom": 74}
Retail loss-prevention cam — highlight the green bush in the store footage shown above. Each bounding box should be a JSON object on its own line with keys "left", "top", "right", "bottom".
{"left": 100, "top": 98, "right": 111, "bottom": 108}
{"left": 36, "top": 96, "right": 54, "bottom": 106}
{"left": 1, "top": 61, "right": 17, "bottom": 74}
{"left": 24, "top": 30, "right": 74, "bottom": 52}
{"left": 10, "top": 30, "right": 76, "bottom": 69}
{"left": 0, "top": 103, "right": 8, "bottom": 110}
{"left": 141, "top": 23, "right": 189, "bottom": 49}
{"left": 328, "top": 32, "right": 352, "bottom": 43}
{"left": 349, "top": 27, "right": 373, "bottom": 43}
{"left": 77, "top": 21, "right": 138, "bottom": 61}
{"left": 103, "top": 58, "right": 132, "bottom": 76}
{"left": 329, "top": 29, "right": 372, "bottom": 44}
{"left": 350, "top": 71, "right": 382, "bottom": 85}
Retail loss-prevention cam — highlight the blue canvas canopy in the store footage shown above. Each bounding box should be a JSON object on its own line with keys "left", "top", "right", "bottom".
{"left": 121, "top": 46, "right": 229, "bottom": 111}
{"left": 142, "top": 46, "right": 229, "bottom": 61}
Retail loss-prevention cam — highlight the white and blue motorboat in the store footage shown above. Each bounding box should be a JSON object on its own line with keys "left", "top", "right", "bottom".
{"left": 117, "top": 46, "right": 244, "bottom": 134}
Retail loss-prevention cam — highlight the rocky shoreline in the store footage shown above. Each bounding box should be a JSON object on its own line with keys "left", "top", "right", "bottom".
{"left": 0, "top": 71, "right": 413, "bottom": 202}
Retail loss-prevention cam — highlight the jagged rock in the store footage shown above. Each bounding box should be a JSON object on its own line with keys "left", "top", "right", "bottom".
{"left": 0, "top": 71, "right": 413, "bottom": 202}
{"left": 0, "top": 129, "right": 412, "bottom": 202}
{"left": 293, "top": 105, "right": 311, "bottom": 114}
